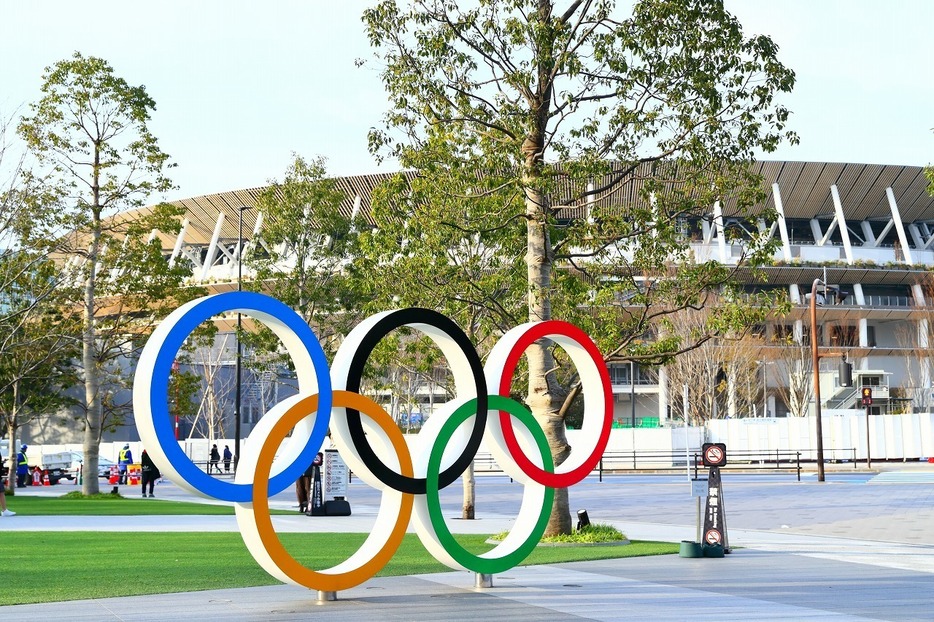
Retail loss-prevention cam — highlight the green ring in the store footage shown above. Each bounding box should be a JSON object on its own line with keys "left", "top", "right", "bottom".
{"left": 425, "top": 394, "right": 554, "bottom": 574}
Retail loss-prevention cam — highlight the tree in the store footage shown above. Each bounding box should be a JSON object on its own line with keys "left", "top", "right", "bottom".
{"left": 0, "top": 253, "right": 81, "bottom": 484}
{"left": 894, "top": 274, "right": 934, "bottom": 413}
{"left": 249, "top": 155, "right": 363, "bottom": 360}
{"left": 773, "top": 333, "right": 812, "bottom": 418}
{"left": 17, "top": 53, "right": 195, "bottom": 495}
{"left": 363, "top": 0, "right": 796, "bottom": 534}
{"left": 664, "top": 302, "right": 765, "bottom": 423}
{"left": 0, "top": 113, "right": 82, "bottom": 477}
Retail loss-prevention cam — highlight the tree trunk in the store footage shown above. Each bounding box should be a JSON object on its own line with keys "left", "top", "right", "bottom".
{"left": 81, "top": 271, "right": 102, "bottom": 495}
{"left": 5, "top": 421, "right": 18, "bottom": 495}
{"left": 524, "top": 179, "right": 571, "bottom": 535}
{"left": 461, "top": 462, "right": 475, "bottom": 519}
{"left": 81, "top": 189, "right": 103, "bottom": 495}
{"left": 522, "top": 0, "right": 571, "bottom": 535}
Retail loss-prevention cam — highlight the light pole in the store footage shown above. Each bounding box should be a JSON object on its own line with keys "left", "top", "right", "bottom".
{"left": 809, "top": 278, "right": 853, "bottom": 481}
{"left": 809, "top": 278, "right": 826, "bottom": 481}
{"left": 234, "top": 205, "right": 251, "bottom": 473}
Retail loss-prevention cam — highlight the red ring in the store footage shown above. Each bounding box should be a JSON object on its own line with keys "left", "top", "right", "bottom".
{"left": 498, "top": 321, "right": 613, "bottom": 487}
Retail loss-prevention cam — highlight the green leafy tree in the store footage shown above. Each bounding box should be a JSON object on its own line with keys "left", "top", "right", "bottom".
{"left": 362, "top": 0, "right": 796, "bottom": 534}
{"left": 17, "top": 53, "right": 196, "bottom": 495}
{"left": 247, "top": 154, "right": 363, "bottom": 364}
{"left": 0, "top": 252, "right": 81, "bottom": 489}
{"left": 0, "top": 113, "right": 81, "bottom": 478}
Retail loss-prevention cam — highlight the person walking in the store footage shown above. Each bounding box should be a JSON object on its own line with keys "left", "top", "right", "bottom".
{"left": 118, "top": 444, "right": 133, "bottom": 484}
{"left": 209, "top": 444, "right": 221, "bottom": 474}
{"left": 295, "top": 463, "right": 312, "bottom": 514}
{"left": 222, "top": 445, "right": 232, "bottom": 472}
{"left": 16, "top": 445, "right": 29, "bottom": 488}
{"left": 139, "top": 449, "right": 160, "bottom": 498}
{"left": 1, "top": 452, "right": 16, "bottom": 516}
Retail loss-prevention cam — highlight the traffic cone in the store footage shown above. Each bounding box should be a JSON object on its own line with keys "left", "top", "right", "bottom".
{"left": 43, "top": 470, "right": 51, "bottom": 486}
{"left": 109, "top": 465, "right": 120, "bottom": 485}
{"left": 32, "top": 468, "right": 41, "bottom": 486}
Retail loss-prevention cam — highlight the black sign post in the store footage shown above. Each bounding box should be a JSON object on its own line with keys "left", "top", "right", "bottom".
{"left": 701, "top": 443, "right": 730, "bottom": 554}
{"left": 309, "top": 452, "right": 325, "bottom": 516}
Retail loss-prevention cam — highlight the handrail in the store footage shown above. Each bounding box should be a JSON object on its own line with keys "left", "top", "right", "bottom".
{"left": 473, "top": 447, "right": 858, "bottom": 483}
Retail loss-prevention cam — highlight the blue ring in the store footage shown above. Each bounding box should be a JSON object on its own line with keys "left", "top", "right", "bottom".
{"left": 149, "top": 291, "right": 332, "bottom": 502}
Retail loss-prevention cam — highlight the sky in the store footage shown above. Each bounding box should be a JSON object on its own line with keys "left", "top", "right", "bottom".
{"left": 1, "top": 1, "right": 932, "bottom": 203}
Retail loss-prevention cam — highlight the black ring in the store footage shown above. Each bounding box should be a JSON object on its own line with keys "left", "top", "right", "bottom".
{"left": 342, "top": 308, "right": 488, "bottom": 494}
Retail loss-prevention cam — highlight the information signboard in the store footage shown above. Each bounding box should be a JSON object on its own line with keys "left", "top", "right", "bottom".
{"left": 324, "top": 448, "right": 349, "bottom": 499}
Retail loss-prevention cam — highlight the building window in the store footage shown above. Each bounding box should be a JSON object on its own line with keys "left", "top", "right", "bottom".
{"left": 866, "top": 325, "right": 876, "bottom": 347}
{"left": 830, "top": 324, "right": 858, "bottom": 347}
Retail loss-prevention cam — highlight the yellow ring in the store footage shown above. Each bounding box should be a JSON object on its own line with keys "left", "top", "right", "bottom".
{"left": 245, "top": 390, "right": 413, "bottom": 591}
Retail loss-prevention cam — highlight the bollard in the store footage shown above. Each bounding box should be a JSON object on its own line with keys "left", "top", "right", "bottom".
{"left": 474, "top": 573, "right": 493, "bottom": 589}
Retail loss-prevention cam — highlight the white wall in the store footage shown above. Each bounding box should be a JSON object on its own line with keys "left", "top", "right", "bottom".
{"left": 706, "top": 412, "right": 934, "bottom": 461}
{"left": 22, "top": 412, "right": 934, "bottom": 478}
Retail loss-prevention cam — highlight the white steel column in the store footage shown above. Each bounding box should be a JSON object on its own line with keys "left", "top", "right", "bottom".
{"left": 657, "top": 366, "right": 669, "bottom": 425}
{"left": 789, "top": 284, "right": 801, "bottom": 305}
{"left": 908, "top": 223, "right": 925, "bottom": 249}
{"left": 713, "top": 200, "right": 728, "bottom": 262}
{"left": 830, "top": 185, "right": 854, "bottom": 264}
{"left": 772, "top": 183, "right": 793, "bottom": 261}
{"left": 170, "top": 219, "right": 189, "bottom": 266}
{"left": 886, "top": 187, "right": 914, "bottom": 265}
{"left": 854, "top": 283, "right": 868, "bottom": 370}
{"left": 228, "top": 211, "right": 263, "bottom": 280}
{"left": 809, "top": 219, "right": 824, "bottom": 245}
{"left": 201, "top": 213, "right": 225, "bottom": 281}
{"left": 853, "top": 283, "right": 869, "bottom": 369}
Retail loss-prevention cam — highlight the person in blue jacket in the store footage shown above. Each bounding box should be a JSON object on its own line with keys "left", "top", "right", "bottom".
{"left": 118, "top": 444, "right": 133, "bottom": 484}
{"left": 16, "top": 445, "right": 29, "bottom": 488}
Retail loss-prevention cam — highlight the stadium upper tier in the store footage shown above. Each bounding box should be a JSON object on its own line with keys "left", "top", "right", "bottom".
{"left": 120, "top": 161, "right": 934, "bottom": 287}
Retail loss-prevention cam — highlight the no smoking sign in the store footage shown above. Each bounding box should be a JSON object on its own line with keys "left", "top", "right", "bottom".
{"left": 702, "top": 443, "right": 727, "bottom": 467}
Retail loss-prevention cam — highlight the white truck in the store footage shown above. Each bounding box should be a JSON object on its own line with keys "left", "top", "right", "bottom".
{"left": 38, "top": 451, "right": 75, "bottom": 484}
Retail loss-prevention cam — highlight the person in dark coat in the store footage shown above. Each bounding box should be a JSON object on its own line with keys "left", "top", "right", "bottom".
{"left": 209, "top": 444, "right": 221, "bottom": 474}
{"left": 222, "top": 445, "right": 232, "bottom": 472}
{"left": 140, "top": 450, "right": 160, "bottom": 498}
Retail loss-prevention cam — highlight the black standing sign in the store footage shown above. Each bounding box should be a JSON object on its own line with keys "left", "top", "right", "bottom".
{"left": 309, "top": 452, "right": 325, "bottom": 516}
{"left": 701, "top": 443, "right": 730, "bottom": 552}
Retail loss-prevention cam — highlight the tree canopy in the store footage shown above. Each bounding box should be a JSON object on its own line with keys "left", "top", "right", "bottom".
{"left": 361, "top": 0, "right": 797, "bottom": 533}
{"left": 17, "top": 53, "right": 195, "bottom": 494}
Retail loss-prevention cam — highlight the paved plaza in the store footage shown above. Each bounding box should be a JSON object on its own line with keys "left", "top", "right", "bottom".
{"left": 2, "top": 463, "right": 934, "bottom": 620}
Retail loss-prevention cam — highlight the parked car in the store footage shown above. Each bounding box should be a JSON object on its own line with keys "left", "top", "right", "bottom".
{"left": 66, "top": 451, "right": 117, "bottom": 479}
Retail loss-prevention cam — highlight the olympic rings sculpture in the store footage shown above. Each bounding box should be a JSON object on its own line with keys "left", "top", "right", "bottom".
{"left": 134, "top": 291, "right": 612, "bottom": 591}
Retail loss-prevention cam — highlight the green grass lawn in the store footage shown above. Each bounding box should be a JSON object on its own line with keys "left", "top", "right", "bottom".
{"left": 2, "top": 531, "right": 677, "bottom": 606}
{"left": 1, "top": 493, "right": 678, "bottom": 606}
{"left": 3, "top": 493, "right": 292, "bottom": 515}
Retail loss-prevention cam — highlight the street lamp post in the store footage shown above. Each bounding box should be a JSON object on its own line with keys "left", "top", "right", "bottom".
{"left": 234, "top": 205, "right": 251, "bottom": 472}
{"left": 809, "top": 278, "right": 827, "bottom": 482}
{"left": 810, "top": 277, "right": 855, "bottom": 482}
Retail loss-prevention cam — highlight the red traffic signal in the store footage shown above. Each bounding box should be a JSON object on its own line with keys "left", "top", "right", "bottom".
{"left": 861, "top": 387, "right": 873, "bottom": 406}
